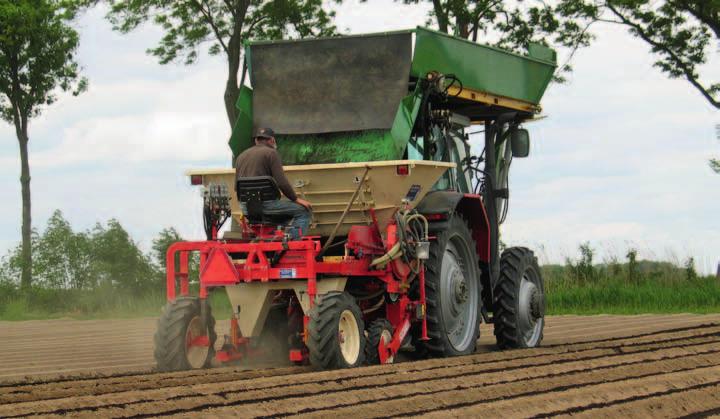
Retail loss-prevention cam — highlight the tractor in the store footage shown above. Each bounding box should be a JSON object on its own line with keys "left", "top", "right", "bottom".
{"left": 155, "top": 27, "right": 555, "bottom": 371}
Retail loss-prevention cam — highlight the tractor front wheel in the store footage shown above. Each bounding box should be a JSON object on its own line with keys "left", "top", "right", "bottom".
{"left": 154, "top": 297, "right": 217, "bottom": 372}
{"left": 493, "top": 247, "right": 545, "bottom": 349}
{"left": 308, "top": 292, "right": 366, "bottom": 369}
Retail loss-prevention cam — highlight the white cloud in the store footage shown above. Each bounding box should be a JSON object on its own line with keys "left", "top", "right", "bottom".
{"left": 31, "top": 111, "right": 228, "bottom": 167}
{"left": 0, "top": 0, "right": 718, "bottom": 274}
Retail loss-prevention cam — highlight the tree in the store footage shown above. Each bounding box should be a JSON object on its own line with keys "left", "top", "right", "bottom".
{"left": 0, "top": 231, "right": 38, "bottom": 286}
{"left": 95, "top": 0, "right": 339, "bottom": 128}
{"left": 554, "top": 0, "right": 719, "bottom": 109}
{"left": 712, "top": 123, "right": 719, "bottom": 173}
{"left": 684, "top": 256, "right": 697, "bottom": 281}
{"left": 0, "top": 0, "right": 87, "bottom": 289}
{"left": 89, "top": 219, "right": 157, "bottom": 293}
{"left": 151, "top": 227, "right": 184, "bottom": 269}
{"left": 0, "top": 213, "right": 161, "bottom": 292}
{"left": 33, "top": 210, "right": 95, "bottom": 289}
{"left": 152, "top": 227, "right": 200, "bottom": 280}
{"left": 626, "top": 248, "right": 639, "bottom": 283}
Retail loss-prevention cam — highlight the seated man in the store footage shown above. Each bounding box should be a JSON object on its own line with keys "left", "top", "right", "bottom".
{"left": 235, "top": 127, "right": 312, "bottom": 238}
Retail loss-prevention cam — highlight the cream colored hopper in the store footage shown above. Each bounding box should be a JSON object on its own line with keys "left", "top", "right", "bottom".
{"left": 188, "top": 160, "right": 454, "bottom": 237}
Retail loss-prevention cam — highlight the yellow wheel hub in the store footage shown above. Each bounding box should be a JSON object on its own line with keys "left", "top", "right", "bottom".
{"left": 185, "top": 316, "right": 210, "bottom": 369}
{"left": 338, "top": 309, "right": 361, "bottom": 365}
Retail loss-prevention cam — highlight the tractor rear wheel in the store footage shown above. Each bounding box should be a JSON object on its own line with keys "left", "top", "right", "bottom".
{"left": 365, "top": 318, "right": 394, "bottom": 365}
{"left": 422, "top": 215, "right": 482, "bottom": 357}
{"left": 493, "top": 247, "right": 545, "bottom": 349}
{"left": 154, "top": 297, "right": 217, "bottom": 372}
{"left": 308, "top": 291, "right": 366, "bottom": 369}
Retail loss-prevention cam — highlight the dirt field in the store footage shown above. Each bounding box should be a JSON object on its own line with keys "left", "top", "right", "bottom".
{"left": 2, "top": 314, "right": 720, "bottom": 417}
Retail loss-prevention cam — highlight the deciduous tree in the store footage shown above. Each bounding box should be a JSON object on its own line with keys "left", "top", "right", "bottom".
{"left": 89, "top": 219, "right": 156, "bottom": 293}
{"left": 555, "top": 0, "right": 718, "bottom": 109}
{"left": 33, "top": 210, "right": 94, "bottom": 289}
{"left": 713, "top": 123, "right": 719, "bottom": 173}
{"left": 0, "top": 0, "right": 87, "bottom": 289}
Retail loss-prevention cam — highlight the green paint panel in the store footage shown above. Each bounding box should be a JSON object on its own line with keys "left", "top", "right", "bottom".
{"left": 228, "top": 86, "right": 254, "bottom": 159}
{"left": 412, "top": 27, "right": 556, "bottom": 104}
{"left": 390, "top": 87, "right": 423, "bottom": 153}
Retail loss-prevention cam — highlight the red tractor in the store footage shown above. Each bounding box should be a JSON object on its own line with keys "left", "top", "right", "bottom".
{"left": 155, "top": 28, "right": 554, "bottom": 370}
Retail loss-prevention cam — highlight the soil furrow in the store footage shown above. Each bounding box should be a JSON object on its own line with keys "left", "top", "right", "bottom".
{"left": 2, "top": 316, "right": 719, "bottom": 418}
{"left": 0, "top": 363, "right": 153, "bottom": 380}
{"left": 0, "top": 356, "right": 154, "bottom": 375}
{"left": 1, "top": 320, "right": 713, "bottom": 389}
{"left": 681, "top": 408, "right": 720, "bottom": 419}
{"left": 558, "top": 383, "right": 720, "bottom": 418}
{"left": 196, "top": 348, "right": 720, "bottom": 418}
{"left": 13, "top": 335, "right": 719, "bottom": 418}
{"left": 0, "top": 365, "right": 307, "bottom": 404}
{"left": 3, "top": 326, "right": 717, "bottom": 411}
{"left": 0, "top": 349, "right": 154, "bottom": 365}
{"left": 542, "top": 318, "right": 720, "bottom": 343}
{"left": 2, "top": 325, "right": 718, "bottom": 407}
{"left": 419, "top": 366, "right": 720, "bottom": 418}
{"left": 539, "top": 314, "right": 709, "bottom": 334}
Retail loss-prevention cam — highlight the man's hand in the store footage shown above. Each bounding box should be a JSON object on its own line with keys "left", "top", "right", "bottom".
{"left": 296, "top": 198, "right": 313, "bottom": 211}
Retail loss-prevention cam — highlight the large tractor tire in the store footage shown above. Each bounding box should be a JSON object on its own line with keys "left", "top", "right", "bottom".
{"left": 308, "top": 291, "right": 366, "bottom": 369}
{"left": 422, "top": 215, "right": 482, "bottom": 357}
{"left": 365, "top": 318, "right": 394, "bottom": 365}
{"left": 493, "top": 247, "right": 545, "bottom": 349}
{"left": 154, "top": 297, "right": 217, "bottom": 372}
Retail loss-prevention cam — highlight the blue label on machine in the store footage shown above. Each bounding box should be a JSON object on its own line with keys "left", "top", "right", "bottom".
{"left": 280, "top": 268, "right": 296, "bottom": 279}
{"left": 405, "top": 184, "right": 422, "bottom": 202}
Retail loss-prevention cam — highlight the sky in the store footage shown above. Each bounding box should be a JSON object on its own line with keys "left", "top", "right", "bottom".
{"left": 0, "top": 1, "right": 718, "bottom": 273}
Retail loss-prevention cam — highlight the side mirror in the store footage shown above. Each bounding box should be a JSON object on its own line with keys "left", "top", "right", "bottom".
{"left": 511, "top": 128, "right": 530, "bottom": 158}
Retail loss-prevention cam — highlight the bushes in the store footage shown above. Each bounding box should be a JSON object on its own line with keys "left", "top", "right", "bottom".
{"left": 2, "top": 214, "right": 718, "bottom": 319}
{"left": 1, "top": 211, "right": 160, "bottom": 293}
{"left": 0, "top": 211, "right": 177, "bottom": 320}
{"left": 546, "top": 277, "right": 720, "bottom": 315}
{"left": 0, "top": 211, "right": 235, "bottom": 320}
{"left": 544, "top": 243, "right": 720, "bottom": 314}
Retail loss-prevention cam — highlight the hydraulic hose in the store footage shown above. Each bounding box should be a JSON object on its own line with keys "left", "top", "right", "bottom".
{"left": 369, "top": 212, "right": 429, "bottom": 269}
{"left": 370, "top": 242, "right": 403, "bottom": 268}
{"left": 403, "top": 214, "right": 429, "bottom": 241}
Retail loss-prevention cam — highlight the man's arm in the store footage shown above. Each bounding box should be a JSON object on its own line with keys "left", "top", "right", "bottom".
{"left": 268, "top": 150, "right": 298, "bottom": 202}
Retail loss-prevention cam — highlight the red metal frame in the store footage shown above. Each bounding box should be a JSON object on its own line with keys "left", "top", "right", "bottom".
{"left": 166, "top": 217, "right": 430, "bottom": 366}
{"left": 457, "top": 194, "right": 491, "bottom": 263}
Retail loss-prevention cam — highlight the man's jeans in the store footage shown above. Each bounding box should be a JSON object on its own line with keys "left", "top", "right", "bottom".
{"left": 243, "top": 200, "right": 311, "bottom": 240}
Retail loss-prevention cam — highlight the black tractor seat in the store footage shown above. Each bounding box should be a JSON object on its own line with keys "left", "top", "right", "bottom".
{"left": 236, "top": 176, "right": 293, "bottom": 225}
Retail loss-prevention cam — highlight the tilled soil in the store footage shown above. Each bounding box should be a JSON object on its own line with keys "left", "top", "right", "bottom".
{"left": 1, "top": 314, "right": 720, "bottom": 417}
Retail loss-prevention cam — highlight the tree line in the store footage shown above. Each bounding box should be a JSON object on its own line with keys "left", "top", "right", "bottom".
{"left": 1, "top": 0, "right": 717, "bottom": 288}
{"left": 554, "top": 241, "right": 705, "bottom": 285}
{"left": 0, "top": 210, "right": 185, "bottom": 294}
